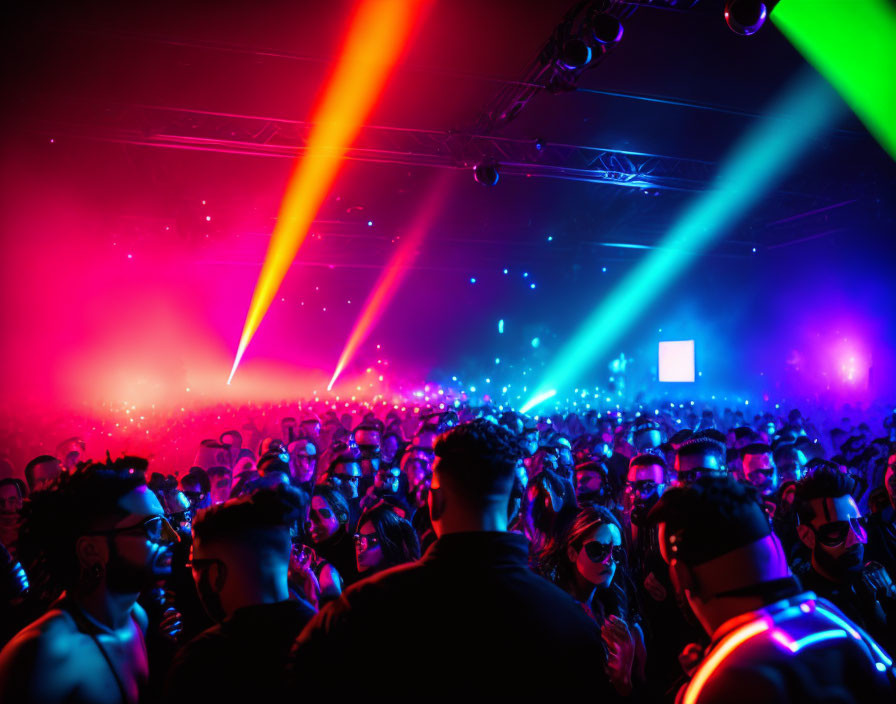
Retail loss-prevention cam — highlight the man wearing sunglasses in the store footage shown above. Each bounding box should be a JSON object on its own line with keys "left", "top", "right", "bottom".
{"left": 165, "top": 486, "right": 315, "bottom": 703}
{"left": 0, "top": 457, "right": 178, "bottom": 704}
{"left": 795, "top": 464, "right": 896, "bottom": 654}
{"left": 673, "top": 435, "right": 728, "bottom": 487}
{"left": 648, "top": 475, "right": 895, "bottom": 704}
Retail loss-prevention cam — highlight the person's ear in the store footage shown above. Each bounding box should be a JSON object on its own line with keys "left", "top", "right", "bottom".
{"left": 428, "top": 486, "right": 445, "bottom": 522}
{"left": 796, "top": 524, "right": 815, "bottom": 549}
{"left": 209, "top": 562, "right": 228, "bottom": 593}
{"left": 566, "top": 545, "right": 578, "bottom": 564}
{"left": 76, "top": 535, "right": 109, "bottom": 571}
{"left": 669, "top": 558, "right": 696, "bottom": 598}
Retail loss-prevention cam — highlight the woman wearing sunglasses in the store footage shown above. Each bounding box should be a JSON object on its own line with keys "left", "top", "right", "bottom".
{"left": 539, "top": 506, "right": 646, "bottom": 697}
{"left": 306, "top": 486, "right": 359, "bottom": 587}
{"left": 354, "top": 503, "right": 420, "bottom": 577}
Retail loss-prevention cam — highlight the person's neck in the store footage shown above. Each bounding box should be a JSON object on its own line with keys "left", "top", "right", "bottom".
{"left": 435, "top": 506, "right": 508, "bottom": 536}
{"left": 571, "top": 570, "right": 597, "bottom": 604}
{"left": 809, "top": 557, "right": 845, "bottom": 585}
{"left": 699, "top": 595, "right": 771, "bottom": 638}
{"left": 228, "top": 575, "right": 290, "bottom": 615}
{"left": 71, "top": 585, "right": 139, "bottom": 631}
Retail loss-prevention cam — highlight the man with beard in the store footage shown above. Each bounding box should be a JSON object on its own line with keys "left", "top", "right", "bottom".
{"left": 741, "top": 443, "right": 779, "bottom": 519}
{"left": 164, "top": 486, "right": 315, "bottom": 703}
{"left": 625, "top": 453, "right": 702, "bottom": 699}
{"left": 648, "top": 476, "right": 895, "bottom": 704}
{"left": 573, "top": 461, "right": 612, "bottom": 509}
{"left": 0, "top": 457, "right": 178, "bottom": 703}
{"left": 794, "top": 465, "right": 896, "bottom": 653}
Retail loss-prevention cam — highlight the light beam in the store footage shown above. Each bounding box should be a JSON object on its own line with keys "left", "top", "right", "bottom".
{"left": 522, "top": 68, "right": 842, "bottom": 413}
{"left": 228, "top": 0, "right": 426, "bottom": 384}
{"left": 328, "top": 173, "right": 451, "bottom": 390}
{"left": 772, "top": 0, "right": 896, "bottom": 160}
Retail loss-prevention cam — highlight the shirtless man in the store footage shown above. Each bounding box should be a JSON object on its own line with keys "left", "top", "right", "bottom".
{"left": 0, "top": 457, "right": 178, "bottom": 703}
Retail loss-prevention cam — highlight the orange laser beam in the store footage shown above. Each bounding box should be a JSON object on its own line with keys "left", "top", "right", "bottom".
{"left": 228, "top": 0, "right": 427, "bottom": 384}
{"left": 328, "top": 174, "right": 451, "bottom": 390}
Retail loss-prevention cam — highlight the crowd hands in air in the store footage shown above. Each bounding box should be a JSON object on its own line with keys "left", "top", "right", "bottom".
{"left": 0, "top": 398, "right": 895, "bottom": 702}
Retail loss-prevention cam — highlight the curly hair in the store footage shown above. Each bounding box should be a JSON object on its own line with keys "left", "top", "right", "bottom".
{"left": 433, "top": 419, "right": 521, "bottom": 500}
{"left": 17, "top": 456, "right": 147, "bottom": 599}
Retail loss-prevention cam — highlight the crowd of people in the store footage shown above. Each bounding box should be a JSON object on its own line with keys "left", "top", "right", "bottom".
{"left": 0, "top": 398, "right": 895, "bottom": 702}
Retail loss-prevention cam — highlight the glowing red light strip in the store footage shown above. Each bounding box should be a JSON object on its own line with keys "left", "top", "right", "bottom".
{"left": 228, "top": 0, "right": 427, "bottom": 384}
{"left": 683, "top": 619, "right": 770, "bottom": 704}
{"left": 328, "top": 174, "right": 450, "bottom": 390}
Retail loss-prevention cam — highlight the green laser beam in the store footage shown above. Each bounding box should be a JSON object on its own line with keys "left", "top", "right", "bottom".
{"left": 522, "top": 69, "right": 843, "bottom": 413}
{"left": 772, "top": 0, "right": 896, "bottom": 160}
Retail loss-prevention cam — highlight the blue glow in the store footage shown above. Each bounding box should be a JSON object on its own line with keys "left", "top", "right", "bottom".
{"left": 523, "top": 272, "right": 529, "bottom": 278}
{"left": 599, "top": 242, "right": 652, "bottom": 250}
{"left": 470, "top": 277, "right": 477, "bottom": 284}
{"left": 495, "top": 357, "right": 500, "bottom": 364}
{"left": 547, "top": 235, "right": 553, "bottom": 241}
{"left": 876, "top": 662, "right": 886, "bottom": 672}
{"left": 503, "top": 268, "right": 509, "bottom": 274}
{"left": 498, "top": 319, "right": 504, "bottom": 334}
{"left": 791, "top": 629, "right": 847, "bottom": 651}
{"left": 602, "top": 267, "right": 607, "bottom": 273}
{"left": 531, "top": 337, "right": 541, "bottom": 349}
{"left": 530, "top": 283, "right": 536, "bottom": 289}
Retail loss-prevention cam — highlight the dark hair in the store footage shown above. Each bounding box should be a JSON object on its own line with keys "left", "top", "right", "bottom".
{"left": 357, "top": 503, "right": 420, "bottom": 570}
{"left": 0, "top": 477, "right": 26, "bottom": 499}
{"left": 207, "top": 466, "right": 232, "bottom": 480}
{"left": 192, "top": 485, "right": 302, "bottom": 556}
{"left": 677, "top": 436, "right": 727, "bottom": 465}
{"left": 773, "top": 443, "right": 801, "bottom": 465}
{"left": 741, "top": 443, "right": 772, "bottom": 459}
{"left": 647, "top": 476, "right": 770, "bottom": 567}
{"left": 629, "top": 452, "right": 667, "bottom": 471}
{"left": 433, "top": 419, "right": 520, "bottom": 501}
{"left": 312, "top": 485, "right": 350, "bottom": 526}
{"left": 17, "top": 457, "right": 147, "bottom": 597}
{"left": 793, "top": 466, "right": 857, "bottom": 525}
{"left": 539, "top": 505, "right": 623, "bottom": 588}
{"left": 24, "top": 455, "right": 60, "bottom": 491}
{"left": 181, "top": 468, "right": 210, "bottom": 494}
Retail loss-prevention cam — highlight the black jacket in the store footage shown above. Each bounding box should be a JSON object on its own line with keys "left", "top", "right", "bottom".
{"left": 164, "top": 599, "right": 315, "bottom": 703}
{"left": 290, "top": 531, "right": 611, "bottom": 698}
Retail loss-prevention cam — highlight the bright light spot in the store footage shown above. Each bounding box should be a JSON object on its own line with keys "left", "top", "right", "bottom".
{"left": 523, "top": 272, "right": 529, "bottom": 278}
{"left": 205, "top": 215, "right": 211, "bottom": 221}
{"left": 531, "top": 337, "right": 541, "bottom": 349}
{"left": 601, "top": 267, "right": 607, "bottom": 273}
{"left": 498, "top": 319, "right": 504, "bottom": 334}
{"left": 470, "top": 277, "right": 477, "bottom": 284}
{"left": 495, "top": 357, "right": 500, "bottom": 364}
{"left": 503, "top": 268, "right": 508, "bottom": 274}
{"left": 530, "top": 283, "right": 536, "bottom": 289}
{"left": 368, "top": 220, "right": 373, "bottom": 226}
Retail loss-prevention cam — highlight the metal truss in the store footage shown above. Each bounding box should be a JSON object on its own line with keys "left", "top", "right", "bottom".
{"left": 33, "top": 101, "right": 717, "bottom": 192}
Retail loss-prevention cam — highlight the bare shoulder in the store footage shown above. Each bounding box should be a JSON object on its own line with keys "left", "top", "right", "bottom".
{"left": 0, "top": 609, "right": 86, "bottom": 702}
{"left": 131, "top": 601, "right": 149, "bottom": 634}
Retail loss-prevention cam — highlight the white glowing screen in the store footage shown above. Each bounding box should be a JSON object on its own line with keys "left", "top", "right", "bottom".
{"left": 659, "top": 340, "right": 695, "bottom": 382}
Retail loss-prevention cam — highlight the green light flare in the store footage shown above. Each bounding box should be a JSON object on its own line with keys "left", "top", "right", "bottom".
{"left": 772, "top": 0, "right": 896, "bottom": 160}
{"left": 522, "top": 69, "right": 842, "bottom": 413}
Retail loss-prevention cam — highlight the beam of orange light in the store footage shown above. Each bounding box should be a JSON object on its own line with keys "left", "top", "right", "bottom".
{"left": 228, "top": 0, "right": 427, "bottom": 384}
{"left": 328, "top": 174, "right": 451, "bottom": 390}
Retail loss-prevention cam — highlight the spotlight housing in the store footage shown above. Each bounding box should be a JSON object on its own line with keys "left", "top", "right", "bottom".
{"left": 557, "top": 38, "right": 593, "bottom": 70}
{"left": 590, "top": 12, "right": 624, "bottom": 45}
{"left": 724, "top": 0, "right": 768, "bottom": 36}
{"left": 473, "top": 162, "right": 500, "bottom": 186}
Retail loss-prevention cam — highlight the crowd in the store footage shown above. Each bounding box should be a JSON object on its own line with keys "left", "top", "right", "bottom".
{"left": 0, "top": 398, "right": 894, "bottom": 702}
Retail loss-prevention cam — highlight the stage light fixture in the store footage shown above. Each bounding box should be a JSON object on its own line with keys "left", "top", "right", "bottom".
{"left": 557, "top": 38, "right": 593, "bottom": 70}
{"left": 473, "top": 162, "right": 500, "bottom": 186}
{"left": 589, "top": 12, "right": 623, "bottom": 45}
{"left": 724, "top": 0, "right": 769, "bottom": 36}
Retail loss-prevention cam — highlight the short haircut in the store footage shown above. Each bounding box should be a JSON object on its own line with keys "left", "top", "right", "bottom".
{"left": 0, "top": 477, "right": 26, "bottom": 498}
{"left": 629, "top": 452, "right": 667, "bottom": 471}
{"left": 433, "top": 419, "right": 520, "bottom": 501}
{"left": 669, "top": 429, "right": 694, "bottom": 445}
{"left": 192, "top": 485, "right": 301, "bottom": 555}
{"left": 793, "top": 466, "right": 857, "bottom": 524}
{"left": 24, "top": 455, "right": 60, "bottom": 491}
{"left": 17, "top": 457, "right": 147, "bottom": 595}
{"left": 574, "top": 461, "right": 608, "bottom": 477}
{"left": 647, "top": 476, "right": 770, "bottom": 567}
{"left": 741, "top": 443, "right": 772, "bottom": 459}
{"left": 773, "top": 443, "right": 801, "bottom": 465}
{"left": 697, "top": 428, "right": 728, "bottom": 446}
{"left": 677, "top": 436, "right": 727, "bottom": 464}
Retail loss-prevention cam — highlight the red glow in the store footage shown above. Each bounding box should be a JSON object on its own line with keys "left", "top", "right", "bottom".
{"left": 229, "top": 0, "right": 428, "bottom": 384}
{"left": 328, "top": 173, "right": 451, "bottom": 390}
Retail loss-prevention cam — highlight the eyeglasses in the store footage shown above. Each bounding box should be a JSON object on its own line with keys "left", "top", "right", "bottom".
{"left": 353, "top": 533, "right": 381, "bottom": 550}
{"left": 813, "top": 516, "right": 868, "bottom": 548}
{"left": 310, "top": 507, "right": 333, "bottom": 522}
{"left": 583, "top": 541, "right": 625, "bottom": 564}
{"left": 334, "top": 473, "right": 360, "bottom": 483}
{"left": 676, "top": 467, "right": 726, "bottom": 484}
{"left": 626, "top": 480, "right": 658, "bottom": 493}
{"left": 86, "top": 515, "right": 178, "bottom": 544}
